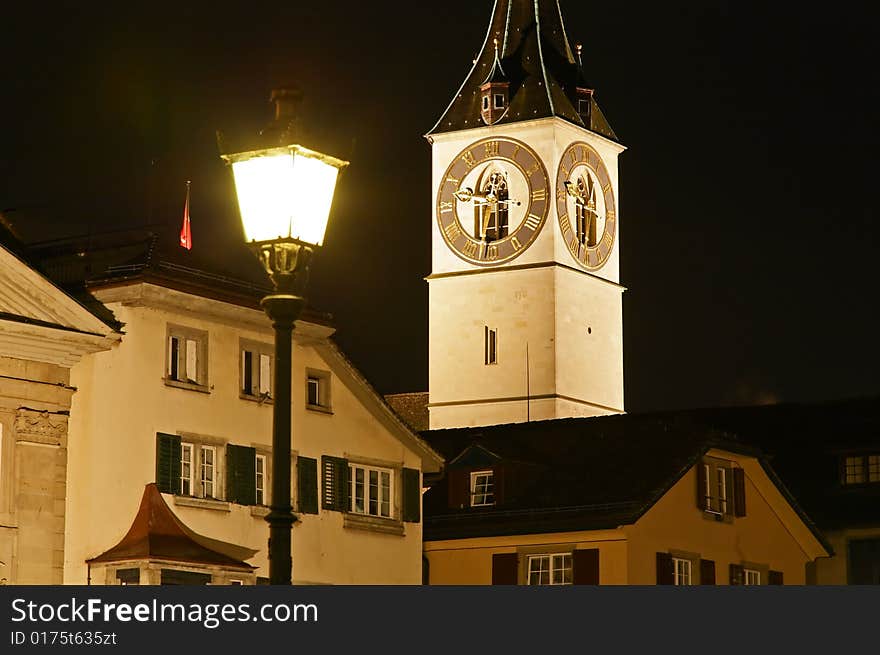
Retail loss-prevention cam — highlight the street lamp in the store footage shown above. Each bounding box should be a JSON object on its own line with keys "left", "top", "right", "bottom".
{"left": 222, "top": 87, "right": 349, "bottom": 585}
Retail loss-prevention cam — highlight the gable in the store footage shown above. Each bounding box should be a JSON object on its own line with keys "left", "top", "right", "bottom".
{"left": 448, "top": 444, "right": 501, "bottom": 470}
{"left": 0, "top": 244, "right": 112, "bottom": 336}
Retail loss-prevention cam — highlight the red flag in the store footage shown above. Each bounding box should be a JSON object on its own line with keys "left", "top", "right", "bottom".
{"left": 179, "top": 181, "right": 192, "bottom": 250}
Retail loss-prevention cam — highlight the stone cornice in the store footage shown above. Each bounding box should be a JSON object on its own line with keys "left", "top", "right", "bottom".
{"left": 14, "top": 408, "right": 68, "bottom": 447}
{"left": 0, "top": 318, "right": 120, "bottom": 368}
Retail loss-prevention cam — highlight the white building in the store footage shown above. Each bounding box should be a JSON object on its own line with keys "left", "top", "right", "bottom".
{"left": 32, "top": 231, "right": 442, "bottom": 585}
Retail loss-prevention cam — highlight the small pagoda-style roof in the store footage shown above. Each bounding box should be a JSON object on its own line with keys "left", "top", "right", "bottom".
{"left": 88, "top": 484, "right": 256, "bottom": 571}
{"left": 428, "top": 0, "right": 617, "bottom": 140}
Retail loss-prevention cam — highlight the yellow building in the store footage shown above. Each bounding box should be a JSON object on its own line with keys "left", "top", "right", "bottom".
{"left": 422, "top": 415, "right": 831, "bottom": 585}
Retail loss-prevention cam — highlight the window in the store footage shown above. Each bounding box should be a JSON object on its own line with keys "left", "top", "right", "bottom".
{"left": 527, "top": 554, "right": 572, "bottom": 585}
{"left": 200, "top": 446, "right": 216, "bottom": 499}
{"left": 494, "top": 93, "right": 505, "bottom": 109}
{"left": 672, "top": 557, "right": 693, "bottom": 585}
{"left": 578, "top": 98, "right": 590, "bottom": 117}
{"left": 306, "top": 370, "right": 332, "bottom": 411}
{"left": 744, "top": 568, "right": 761, "bottom": 585}
{"left": 699, "top": 459, "right": 744, "bottom": 517}
{"left": 241, "top": 341, "right": 272, "bottom": 400}
{"left": 470, "top": 470, "right": 495, "bottom": 507}
{"left": 842, "top": 454, "right": 880, "bottom": 485}
{"left": 255, "top": 454, "right": 267, "bottom": 506}
{"left": 349, "top": 463, "right": 393, "bottom": 519}
{"left": 180, "top": 443, "right": 194, "bottom": 496}
{"left": 166, "top": 325, "right": 207, "bottom": 388}
{"left": 482, "top": 95, "right": 489, "bottom": 111}
{"left": 485, "top": 327, "right": 498, "bottom": 365}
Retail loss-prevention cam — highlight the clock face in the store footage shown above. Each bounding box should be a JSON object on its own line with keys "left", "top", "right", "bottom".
{"left": 555, "top": 142, "right": 617, "bottom": 271}
{"left": 437, "top": 137, "right": 550, "bottom": 266}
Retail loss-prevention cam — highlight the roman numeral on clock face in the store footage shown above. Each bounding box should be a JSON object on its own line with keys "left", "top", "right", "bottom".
{"left": 532, "top": 188, "right": 547, "bottom": 202}
{"left": 443, "top": 222, "right": 462, "bottom": 241}
{"left": 439, "top": 201, "right": 453, "bottom": 214}
{"left": 484, "top": 141, "right": 500, "bottom": 158}
{"left": 524, "top": 214, "right": 542, "bottom": 231}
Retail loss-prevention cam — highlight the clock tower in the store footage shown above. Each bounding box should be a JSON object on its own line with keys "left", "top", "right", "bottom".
{"left": 427, "top": 0, "right": 626, "bottom": 429}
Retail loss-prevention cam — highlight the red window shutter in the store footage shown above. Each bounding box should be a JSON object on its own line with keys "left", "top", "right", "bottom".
{"left": 696, "top": 462, "right": 708, "bottom": 510}
{"left": 492, "top": 553, "right": 518, "bottom": 585}
{"left": 700, "top": 559, "right": 716, "bottom": 585}
{"left": 729, "top": 563, "right": 744, "bottom": 585}
{"left": 768, "top": 570, "right": 784, "bottom": 585}
{"left": 573, "top": 549, "right": 600, "bottom": 585}
{"left": 656, "top": 552, "right": 674, "bottom": 585}
{"left": 492, "top": 464, "right": 505, "bottom": 505}
{"left": 447, "top": 469, "right": 469, "bottom": 509}
{"left": 733, "top": 468, "right": 747, "bottom": 517}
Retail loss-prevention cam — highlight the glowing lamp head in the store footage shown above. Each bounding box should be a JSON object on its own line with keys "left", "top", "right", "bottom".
{"left": 225, "top": 145, "right": 348, "bottom": 248}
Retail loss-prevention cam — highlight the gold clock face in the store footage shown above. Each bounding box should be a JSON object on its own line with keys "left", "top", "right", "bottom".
{"left": 555, "top": 142, "right": 617, "bottom": 271}
{"left": 437, "top": 137, "right": 550, "bottom": 266}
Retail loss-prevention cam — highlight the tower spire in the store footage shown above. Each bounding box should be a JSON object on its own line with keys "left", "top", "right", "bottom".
{"left": 428, "top": 0, "right": 617, "bottom": 141}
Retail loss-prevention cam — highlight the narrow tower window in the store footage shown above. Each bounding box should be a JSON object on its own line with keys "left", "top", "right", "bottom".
{"left": 484, "top": 327, "right": 498, "bottom": 365}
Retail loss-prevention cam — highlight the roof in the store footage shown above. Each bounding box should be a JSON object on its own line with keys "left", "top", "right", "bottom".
{"left": 88, "top": 484, "right": 255, "bottom": 570}
{"left": 385, "top": 392, "right": 430, "bottom": 432}
{"left": 422, "top": 412, "right": 761, "bottom": 540}
{"left": 26, "top": 227, "right": 333, "bottom": 326}
{"left": 420, "top": 399, "right": 875, "bottom": 547}
{"left": 429, "top": 0, "right": 617, "bottom": 140}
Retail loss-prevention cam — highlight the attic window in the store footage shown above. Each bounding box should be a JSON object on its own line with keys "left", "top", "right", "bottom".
{"left": 470, "top": 470, "right": 495, "bottom": 507}
{"left": 842, "top": 454, "right": 880, "bottom": 485}
{"left": 494, "top": 94, "right": 505, "bottom": 109}
{"left": 578, "top": 98, "right": 590, "bottom": 116}
{"left": 483, "top": 96, "right": 490, "bottom": 111}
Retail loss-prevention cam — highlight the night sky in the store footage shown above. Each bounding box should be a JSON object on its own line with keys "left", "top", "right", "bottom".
{"left": 1, "top": 1, "right": 878, "bottom": 412}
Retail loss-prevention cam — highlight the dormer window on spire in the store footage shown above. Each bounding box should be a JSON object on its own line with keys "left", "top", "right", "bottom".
{"left": 480, "top": 39, "right": 509, "bottom": 126}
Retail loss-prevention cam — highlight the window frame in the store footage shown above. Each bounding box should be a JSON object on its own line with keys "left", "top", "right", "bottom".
{"left": 672, "top": 557, "right": 693, "bottom": 586}
{"left": 701, "top": 458, "right": 736, "bottom": 518}
{"left": 240, "top": 339, "right": 274, "bottom": 403}
{"left": 348, "top": 462, "right": 394, "bottom": 520}
{"left": 526, "top": 553, "right": 573, "bottom": 586}
{"left": 180, "top": 442, "right": 194, "bottom": 496}
{"left": 470, "top": 470, "right": 496, "bottom": 507}
{"left": 306, "top": 369, "right": 333, "bottom": 413}
{"left": 485, "top": 327, "right": 498, "bottom": 366}
{"left": 199, "top": 445, "right": 217, "bottom": 500}
{"left": 842, "top": 453, "right": 880, "bottom": 486}
{"left": 744, "top": 568, "right": 761, "bottom": 586}
{"left": 255, "top": 453, "right": 267, "bottom": 506}
{"left": 165, "top": 324, "right": 209, "bottom": 392}
{"left": 493, "top": 93, "right": 505, "bottom": 109}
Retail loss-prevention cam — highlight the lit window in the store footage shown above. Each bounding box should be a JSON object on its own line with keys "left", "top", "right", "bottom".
{"left": 842, "top": 455, "right": 880, "bottom": 485}
{"left": 672, "top": 558, "right": 692, "bottom": 586}
{"left": 348, "top": 464, "right": 392, "bottom": 519}
{"left": 744, "top": 569, "right": 761, "bottom": 586}
{"left": 470, "top": 470, "right": 495, "bottom": 507}
{"left": 180, "top": 443, "right": 194, "bottom": 496}
{"left": 166, "top": 326, "right": 208, "bottom": 388}
{"left": 241, "top": 342, "right": 272, "bottom": 400}
{"left": 485, "top": 327, "right": 498, "bottom": 365}
{"left": 256, "top": 454, "right": 267, "bottom": 506}
{"left": 528, "top": 554, "right": 572, "bottom": 585}
{"left": 200, "top": 446, "right": 216, "bottom": 499}
{"left": 306, "top": 370, "right": 331, "bottom": 411}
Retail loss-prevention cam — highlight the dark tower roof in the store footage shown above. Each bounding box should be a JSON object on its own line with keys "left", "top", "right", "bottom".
{"left": 428, "top": 0, "right": 617, "bottom": 140}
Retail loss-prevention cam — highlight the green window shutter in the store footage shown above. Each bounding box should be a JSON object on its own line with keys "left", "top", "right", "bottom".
{"left": 700, "top": 559, "right": 716, "bottom": 585}
{"left": 573, "top": 549, "right": 600, "bottom": 585}
{"left": 402, "top": 467, "right": 421, "bottom": 523}
{"left": 297, "top": 457, "right": 319, "bottom": 514}
{"left": 768, "top": 570, "right": 784, "bottom": 585}
{"left": 156, "top": 433, "right": 181, "bottom": 494}
{"left": 656, "top": 552, "right": 674, "bottom": 585}
{"left": 733, "top": 468, "right": 747, "bottom": 517}
{"left": 729, "top": 563, "right": 744, "bottom": 585}
{"left": 321, "top": 456, "right": 349, "bottom": 511}
{"left": 491, "top": 553, "right": 518, "bottom": 585}
{"left": 226, "top": 445, "right": 257, "bottom": 505}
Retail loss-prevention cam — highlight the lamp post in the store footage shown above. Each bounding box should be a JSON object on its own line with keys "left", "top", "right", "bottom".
{"left": 222, "top": 88, "right": 349, "bottom": 585}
